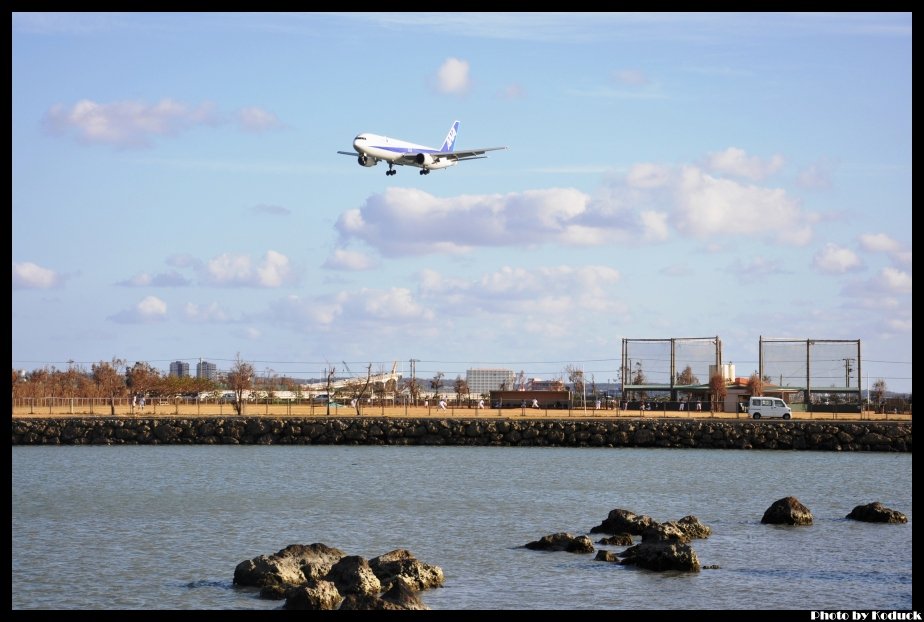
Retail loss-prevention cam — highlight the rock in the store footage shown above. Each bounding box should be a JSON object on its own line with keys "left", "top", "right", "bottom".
{"left": 597, "top": 534, "right": 634, "bottom": 546}
{"left": 284, "top": 579, "right": 344, "bottom": 610}
{"left": 846, "top": 502, "right": 908, "bottom": 524}
{"left": 674, "top": 515, "right": 712, "bottom": 539}
{"left": 326, "top": 555, "right": 382, "bottom": 597}
{"left": 525, "top": 532, "right": 594, "bottom": 553}
{"left": 233, "top": 543, "right": 346, "bottom": 589}
{"left": 761, "top": 496, "right": 813, "bottom": 525}
{"left": 589, "top": 508, "right": 658, "bottom": 535}
{"left": 619, "top": 540, "right": 701, "bottom": 572}
{"left": 594, "top": 550, "right": 620, "bottom": 562}
{"left": 369, "top": 549, "right": 445, "bottom": 591}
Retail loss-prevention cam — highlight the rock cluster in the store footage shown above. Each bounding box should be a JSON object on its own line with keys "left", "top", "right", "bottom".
{"left": 233, "top": 544, "right": 443, "bottom": 610}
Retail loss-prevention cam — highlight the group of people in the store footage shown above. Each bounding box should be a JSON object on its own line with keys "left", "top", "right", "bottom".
{"left": 131, "top": 394, "right": 146, "bottom": 412}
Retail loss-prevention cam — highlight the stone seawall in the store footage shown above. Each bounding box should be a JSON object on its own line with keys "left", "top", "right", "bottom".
{"left": 11, "top": 418, "right": 912, "bottom": 451}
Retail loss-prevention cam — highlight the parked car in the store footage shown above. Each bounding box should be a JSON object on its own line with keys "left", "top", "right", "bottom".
{"left": 747, "top": 396, "right": 791, "bottom": 419}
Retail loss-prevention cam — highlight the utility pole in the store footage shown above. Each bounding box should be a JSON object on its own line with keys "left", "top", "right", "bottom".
{"left": 843, "top": 358, "right": 854, "bottom": 388}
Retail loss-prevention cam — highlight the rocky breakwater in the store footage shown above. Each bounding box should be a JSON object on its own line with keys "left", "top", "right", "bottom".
{"left": 10, "top": 417, "right": 912, "bottom": 451}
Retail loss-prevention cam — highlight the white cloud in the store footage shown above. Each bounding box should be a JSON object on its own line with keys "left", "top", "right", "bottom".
{"left": 796, "top": 160, "right": 833, "bottom": 189}
{"left": 12, "top": 261, "right": 63, "bottom": 289}
{"left": 183, "top": 302, "right": 230, "bottom": 322}
{"left": 322, "top": 248, "right": 380, "bottom": 271}
{"left": 43, "top": 98, "right": 220, "bottom": 148}
{"left": 879, "top": 267, "right": 912, "bottom": 294}
{"left": 858, "top": 232, "right": 901, "bottom": 253}
{"left": 335, "top": 187, "right": 639, "bottom": 257}
{"left": 812, "top": 243, "right": 863, "bottom": 274}
{"left": 117, "top": 270, "right": 191, "bottom": 287}
{"left": 204, "top": 250, "right": 295, "bottom": 287}
{"left": 109, "top": 296, "right": 168, "bottom": 323}
{"left": 236, "top": 106, "right": 281, "bottom": 132}
{"left": 704, "top": 147, "right": 784, "bottom": 181}
{"left": 626, "top": 163, "right": 671, "bottom": 189}
{"left": 675, "top": 166, "right": 815, "bottom": 245}
{"left": 433, "top": 57, "right": 471, "bottom": 95}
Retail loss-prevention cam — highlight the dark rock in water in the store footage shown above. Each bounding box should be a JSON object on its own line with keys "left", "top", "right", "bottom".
{"left": 846, "top": 502, "right": 908, "bottom": 524}
{"left": 284, "top": 579, "right": 344, "bottom": 610}
{"left": 369, "top": 549, "right": 445, "bottom": 591}
{"left": 590, "top": 508, "right": 657, "bottom": 535}
{"left": 234, "top": 543, "right": 346, "bottom": 590}
{"left": 594, "top": 550, "right": 620, "bottom": 562}
{"left": 619, "top": 540, "right": 701, "bottom": 572}
{"left": 597, "top": 534, "right": 634, "bottom": 546}
{"left": 674, "top": 515, "right": 712, "bottom": 539}
{"left": 761, "top": 496, "right": 813, "bottom": 525}
{"left": 525, "top": 532, "right": 594, "bottom": 553}
{"left": 236, "top": 543, "right": 442, "bottom": 610}
{"left": 326, "top": 555, "right": 382, "bottom": 597}
{"left": 641, "top": 522, "right": 691, "bottom": 544}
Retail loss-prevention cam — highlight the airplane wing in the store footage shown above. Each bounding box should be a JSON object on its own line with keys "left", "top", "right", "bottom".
{"left": 396, "top": 146, "right": 507, "bottom": 165}
{"left": 337, "top": 151, "right": 359, "bottom": 156}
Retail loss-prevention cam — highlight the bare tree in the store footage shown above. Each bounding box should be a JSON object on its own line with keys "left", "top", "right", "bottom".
{"left": 709, "top": 373, "right": 727, "bottom": 412}
{"left": 405, "top": 377, "right": 421, "bottom": 407}
{"left": 226, "top": 353, "right": 254, "bottom": 415}
{"left": 92, "top": 358, "right": 126, "bottom": 416}
{"left": 676, "top": 365, "right": 699, "bottom": 385}
{"left": 565, "top": 364, "right": 585, "bottom": 404}
{"left": 872, "top": 378, "right": 887, "bottom": 413}
{"left": 747, "top": 372, "right": 764, "bottom": 397}
{"left": 324, "top": 366, "right": 336, "bottom": 415}
{"left": 453, "top": 376, "right": 469, "bottom": 407}
{"left": 430, "top": 372, "right": 445, "bottom": 401}
{"left": 343, "top": 364, "right": 373, "bottom": 416}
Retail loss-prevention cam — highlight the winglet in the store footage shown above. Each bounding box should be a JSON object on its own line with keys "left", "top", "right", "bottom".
{"left": 440, "top": 120, "right": 461, "bottom": 152}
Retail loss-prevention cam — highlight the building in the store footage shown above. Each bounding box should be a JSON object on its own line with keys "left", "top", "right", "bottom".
{"left": 196, "top": 360, "right": 218, "bottom": 382}
{"left": 465, "top": 368, "right": 515, "bottom": 397}
{"left": 169, "top": 361, "right": 190, "bottom": 377}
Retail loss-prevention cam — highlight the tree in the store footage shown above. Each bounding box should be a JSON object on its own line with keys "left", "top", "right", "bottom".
{"left": 92, "top": 358, "right": 126, "bottom": 416}
{"left": 342, "top": 364, "right": 373, "bottom": 416}
{"left": 872, "top": 378, "right": 887, "bottom": 413}
{"left": 709, "top": 373, "right": 727, "bottom": 412}
{"left": 126, "top": 361, "right": 160, "bottom": 402}
{"left": 676, "top": 365, "right": 699, "bottom": 385}
{"left": 405, "top": 377, "right": 421, "bottom": 407}
{"left": 565, "top": 365, "right": 585, "bottom": 404}
{"left": 453, "top": 376, "right": 469, "bottom": 407}
{"left": 430, "top": 372, "right": 445, "bottom": 400}
{"left": 226, "top": 353, "right": 254, "bottom": 415}
{"left": 324, "top": 366, "right": 336, "bottom": 415}
{"left": 747, "top": 372, "right": 763, "bottom": 397}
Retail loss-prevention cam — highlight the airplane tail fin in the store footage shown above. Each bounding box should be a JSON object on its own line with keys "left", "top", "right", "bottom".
{"left": 440, "top": 120, "right": 460, "bottom": 152}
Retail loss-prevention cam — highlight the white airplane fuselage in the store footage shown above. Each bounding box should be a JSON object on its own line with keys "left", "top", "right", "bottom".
{"left": 338, "top": 120, "right": 505, "bottom": 176}
{"left": 353, "top": 133, "right": 457, "bottom": 170}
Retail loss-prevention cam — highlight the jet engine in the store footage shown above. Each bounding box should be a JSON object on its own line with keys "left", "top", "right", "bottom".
{"left": 415, "top": 153, "right": 435, "bottom": 166}
{"left": 358, "top": 154, "right": 377, "bottom": 167}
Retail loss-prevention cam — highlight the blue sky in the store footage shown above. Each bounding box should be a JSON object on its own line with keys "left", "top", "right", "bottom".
{"left": 12, "top": 13, "right": 912, "bottom": 393}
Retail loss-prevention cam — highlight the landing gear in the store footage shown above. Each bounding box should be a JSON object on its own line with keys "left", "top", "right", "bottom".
{"left": 386, "top": 163, "right": 396, "bottom": 176}
{"left": 419, "top": 169, "right": 430, "bottom": 175}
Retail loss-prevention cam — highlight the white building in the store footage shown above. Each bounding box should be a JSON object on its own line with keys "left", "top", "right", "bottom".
{"left": 465, "top": 368, "right": 515, "bottom": 397}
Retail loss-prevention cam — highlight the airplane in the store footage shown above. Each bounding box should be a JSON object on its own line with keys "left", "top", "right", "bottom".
{"left": 337, "top": 120, "right": 507, "bottom": 176}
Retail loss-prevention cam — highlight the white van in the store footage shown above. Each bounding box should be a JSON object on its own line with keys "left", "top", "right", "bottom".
{"left": 748, "top": 396, "right": 792, "bottom": 420}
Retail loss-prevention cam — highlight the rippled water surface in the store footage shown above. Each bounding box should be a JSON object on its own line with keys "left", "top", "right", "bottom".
{"left": 12, "top": 445, "right": 912, "bottom": 610}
